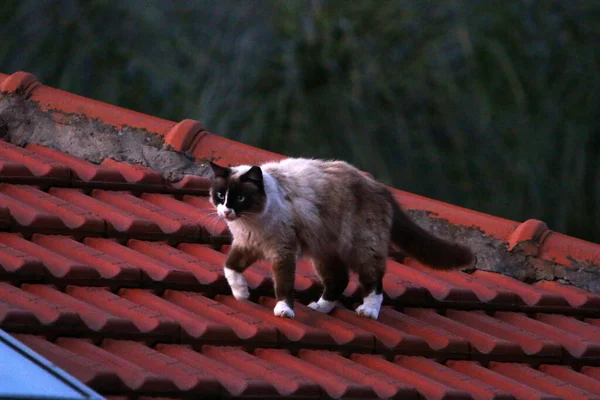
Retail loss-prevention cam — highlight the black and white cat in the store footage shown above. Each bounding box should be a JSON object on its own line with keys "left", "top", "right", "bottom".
{"left": 210, "top": 158, "right": 473, "bottom": 320}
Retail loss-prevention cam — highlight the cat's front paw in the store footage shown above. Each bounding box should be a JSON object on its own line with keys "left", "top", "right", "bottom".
{"left": 273, "top": 301, "right": 295, "bottom": 318}
{"left": 307, "top": 297, "right": 337, "bottom": 314}
{"left": 231, "top": 285, "right": 250, "bottom": 300}
{"left": 356, "top": 291, "right": 383, "bottom": 319}
{"left": 355, "top": 304, "right": 380, "bottom": 319}
{"left": 224, "top": 267, "right": 250, "bottom": 300}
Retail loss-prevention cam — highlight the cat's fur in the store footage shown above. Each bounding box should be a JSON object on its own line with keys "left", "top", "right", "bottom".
{"left": 209, "top": 158, "right": 474, "bottom": 319}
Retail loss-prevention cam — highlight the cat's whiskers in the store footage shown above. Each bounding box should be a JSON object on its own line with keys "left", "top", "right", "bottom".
{"left": 202, "top": 207, "right": 259, "bottom": 230}
{"left": 201, "top": 207, "right": 219, "bottom": 214}
{"left": 197, "top": 211, "right": 226, "bottom": 235}
{"left": 237, "top": 214, "right": 255, "bottom": 226}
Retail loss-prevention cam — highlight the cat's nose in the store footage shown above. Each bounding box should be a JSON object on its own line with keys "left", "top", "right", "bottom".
{"left": 223, "top": 209, "right": 232, "bottom": 217}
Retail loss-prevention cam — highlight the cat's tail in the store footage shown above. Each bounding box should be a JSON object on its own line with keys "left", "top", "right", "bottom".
{"left": 386, "top": 190, "right": 474, "bottom": 269}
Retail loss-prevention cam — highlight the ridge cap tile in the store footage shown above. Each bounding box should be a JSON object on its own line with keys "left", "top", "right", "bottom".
{"left": 539, "top": 231, "right": 600, "bottom": 267}
{"left": 27, "top": 78, "right": 175, "bottom": 134}
{"left": 164, "top": 118, "right": 204, "bottom": 152}
{"left": 0, "top": 71, "right": 40, "bottom": 95}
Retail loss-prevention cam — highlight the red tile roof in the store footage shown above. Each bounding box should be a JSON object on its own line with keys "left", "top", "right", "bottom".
{"left": 1, "top": 70, "right": 600, "bottom": 399}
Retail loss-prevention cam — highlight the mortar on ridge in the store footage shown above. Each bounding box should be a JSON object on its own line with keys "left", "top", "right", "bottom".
{"left": 0, "top": 94, "right": 210, "bottom": 182}
{"left": 406, "top": 209, "right": 600, "bottom": 295}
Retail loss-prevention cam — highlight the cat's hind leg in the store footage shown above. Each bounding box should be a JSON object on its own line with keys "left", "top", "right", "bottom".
{"left": 353, "top": 254, "right": 385, "bottom": 320}
{"left": 271, "top": 253, "right": 297, "bottom": 318}
{"left": 308, "top": 255, "right": 349, "bottom": 314}
{"left": 224, "top": 245, "right": 260, "bottom": 300}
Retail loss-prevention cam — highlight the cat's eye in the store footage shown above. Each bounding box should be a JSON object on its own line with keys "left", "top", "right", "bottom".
{"left": 216, "top": 192, "right": 225, "bottom": 200}
{"left": 237, "top": 195, "right": 246, "bottom": 202}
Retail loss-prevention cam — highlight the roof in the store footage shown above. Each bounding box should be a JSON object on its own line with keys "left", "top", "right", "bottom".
{"left": 1, "top": 70, "right": 600, "bottom": 400}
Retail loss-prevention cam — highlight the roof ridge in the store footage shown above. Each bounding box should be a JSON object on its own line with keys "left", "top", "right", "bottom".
{"left": 2, "top": 71, "right": 600, "bottom": 291}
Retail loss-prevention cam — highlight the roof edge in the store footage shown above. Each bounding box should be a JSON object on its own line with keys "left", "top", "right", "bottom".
{"left": 2, "top": 70, "right": 599, "bottom": 270}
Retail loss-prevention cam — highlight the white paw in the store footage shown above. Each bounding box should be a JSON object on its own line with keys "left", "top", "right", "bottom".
{"left": 273, "top": 301, "right": 295, "bottom": 318}
{"left": 224, "top": 267, "right": 249, "bottom": 300}
{"left": 307, "top": 297, "right": 337, "bottom": 313}
{"left": 355, "top": 291, "right": 383, "bottom": 320}
{"left": 356, "top": 304, "right": 380, "bottom": 319}
{"left": 231, "top": 285, "right": 250, "bottom": 300}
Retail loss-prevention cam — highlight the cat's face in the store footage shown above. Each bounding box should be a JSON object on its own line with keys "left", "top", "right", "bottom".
{"left": 209, "top": 162, "right": 267, "bottom": 221}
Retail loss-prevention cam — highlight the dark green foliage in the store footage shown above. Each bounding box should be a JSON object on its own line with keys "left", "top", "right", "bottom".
{"left": 2, "top": 0, "right": 599, "bottom": 241}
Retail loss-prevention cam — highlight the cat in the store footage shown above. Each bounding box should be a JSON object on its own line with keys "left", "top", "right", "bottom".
{"left": 209, "top": 158, "right": 474, "bottom": 320}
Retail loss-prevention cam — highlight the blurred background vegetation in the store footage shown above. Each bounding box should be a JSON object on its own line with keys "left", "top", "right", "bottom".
{"left": 2, "top": 0, "right": 599, "bottom": 242}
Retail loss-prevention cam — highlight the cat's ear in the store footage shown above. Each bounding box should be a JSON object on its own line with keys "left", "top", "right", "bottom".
{"left": 239, "top": 166, "right": 263, "bottom": 185}
{"left": 209, "top": 161, "right": 230, "bottom": 179}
